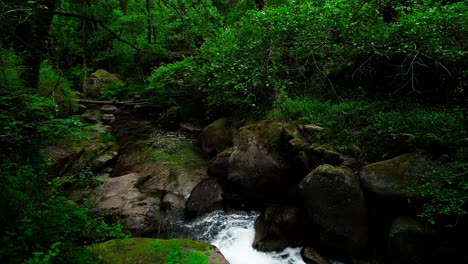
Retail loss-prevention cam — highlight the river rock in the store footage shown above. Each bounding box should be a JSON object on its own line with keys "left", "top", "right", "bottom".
{"left": 89, "top": 173, "right": 167, "bottom": 236}
{"left": 84, "top": 69, "right": 123, "bottom": 99}
{"left": 253, "top": 207, "right": 305, "bottom": 251}
{"left": 307, "top": 144, "right": 345, "bottom": 166}
{"left": 360, "top": 152, "right": 426, "bottom": 197}
{"left": 227, "top": 120, "right": 301, "bottom": 201}
{"left": 100, "top": 104, "right": 118, "bottom": 114}
{"left": 186, "top": 178, "right": 224, "bottom": 220}
{"left": 301, "top": 247, "right": 330, "bottom": 264}
{"left": 298, "top": 164, "right": 367, "bottom": 255}
{"left": 198, "top": 118, "right": 235, "bottom": 156}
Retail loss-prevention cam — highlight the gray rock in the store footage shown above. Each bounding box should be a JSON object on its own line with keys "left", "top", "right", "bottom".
{"left": 186, "top": 178, "right": 224, "bottom": 220}
{"left": 298, "top": 164, "right": 367, "bottom": 255}
{"left": 198, "top": 118, "right": 234, "bottom": 156}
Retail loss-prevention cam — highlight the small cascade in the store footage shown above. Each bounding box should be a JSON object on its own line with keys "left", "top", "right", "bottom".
{"left": 171, "top": 211, "right": 306, "bottom": 264}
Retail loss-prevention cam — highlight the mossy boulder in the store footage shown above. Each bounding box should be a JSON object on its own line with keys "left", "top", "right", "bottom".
{"left": 360, "top": 152, "right": 426, "bottom": 197}
{"left": 84, "top": 69, "right": 123, "bottom": 99}
{"left": 298, "top": 164, "right": 367, "bottom": 255}
{"left": 92, "top": 238, "right": 228, "bottom": 264}
{"left": 42, "top": 134, "right": 119, "bottom": 177}
{"left": 198, "top": 118, "right": 235, "bottom": 156}
{"left": 226, "top": 120, "right": 302, "bottom": 201}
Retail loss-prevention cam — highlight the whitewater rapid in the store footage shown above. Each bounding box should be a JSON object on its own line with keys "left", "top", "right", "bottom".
{"left": 176, "top": 211, "right": 306, "bottom": 264}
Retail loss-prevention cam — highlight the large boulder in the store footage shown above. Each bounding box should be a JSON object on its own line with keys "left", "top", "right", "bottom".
{"left": 198, "top": 118, "right": 235, "bottom": 156}
{"left": 226, "top": 120, "right": 301, "bottom": 201}
{"left": 186, "top": 178, "right": 224, "bottom": 220}
{"left": 253, "top": 207, "right": 305, "bottom": 251}
{"left": 360, "top": 152, "right": 426, "bottom": 197}
{"left": 92, "top": 238, "right": 229, "bottom": 264}
{"left": 89, "top": 173, "right": 167, "bottom": 236}
{"left": 298, "top": 164, "right": 367, "bottom": 255}
{"left": 84, "top": 69, "right": 123, "bottom": 99}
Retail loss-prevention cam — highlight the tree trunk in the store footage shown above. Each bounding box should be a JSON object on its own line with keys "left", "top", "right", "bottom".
{"left": 14, "top": 0, "right": 56, "bottom": 89}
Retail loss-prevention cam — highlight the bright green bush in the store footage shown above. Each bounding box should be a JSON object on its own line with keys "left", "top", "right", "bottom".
{"left": 268, "top": 96, "right": 467, "bottom": 160}
{"left": 410, "top": 161, "right": 468, "bottom": 225}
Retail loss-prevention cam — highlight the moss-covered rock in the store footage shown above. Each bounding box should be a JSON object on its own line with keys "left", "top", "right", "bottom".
{"left": 360, "top": 152, "right": 426, "bottom": 197}
{"left": 298, "top": 164, "right": 367, "bottom": 255}
{"left": 208, "top": 147, "right": 233, "bottom": 178}
{"left": 92, "top": 238, "right": 228, "bottom": 264}
{"left": 84, "top": 69, "right": 123, "bottom": 98}
{"left": 226, "top": 120, "right": 302, "bottom": 201}
{"left": 198, "top": 118, "right": 234, "bottom": 156}
{"left": 42, "top": 130, "right": 119, "bottom": 176}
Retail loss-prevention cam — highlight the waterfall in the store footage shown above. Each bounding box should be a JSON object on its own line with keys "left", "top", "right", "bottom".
{"left": 172, "top": 211, "right": 306, "bottom": 264}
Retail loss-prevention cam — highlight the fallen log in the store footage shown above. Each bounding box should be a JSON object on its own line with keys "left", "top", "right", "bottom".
{"left": 78, "top": 99, "right": 149, "bottom": 105}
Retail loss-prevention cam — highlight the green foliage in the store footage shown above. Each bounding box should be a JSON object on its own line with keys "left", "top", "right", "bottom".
{"left": 268, "top": 96, "right": 467, "bottom": 160}
{"left": 410, "top": 161, "right": 468, "bottom": 225}
{"left": 153, "top": 0, "right": 466, "bottom": 114}
{"left": 148, "top": 57, "right": 199, "bottom": 107}
{"left": 38, "top": 61, "right": 77, "bottom": 115}
{"left": 0, "top": 47, "right": 124, "bottom": 264}
{"left": 149, "top": 240, "right": 211, "bottom": 264}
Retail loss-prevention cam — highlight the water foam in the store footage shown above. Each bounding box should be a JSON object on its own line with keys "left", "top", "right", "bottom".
{"left": 179, "top": 211, "right": 306, "bottom": 264}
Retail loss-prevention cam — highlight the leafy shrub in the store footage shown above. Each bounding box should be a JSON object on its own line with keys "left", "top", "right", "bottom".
{"left": 38, "top": 61, "right": 77, "bottom": 116}
{"left": 410, "top": 161, "right": 468, "bottom": 225}
{"left": 268, "top": 96, "right": 467, "bottom": 160}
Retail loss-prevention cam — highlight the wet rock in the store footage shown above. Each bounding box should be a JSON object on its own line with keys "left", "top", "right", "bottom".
{"left": 253, "top": 207, "right": 305, "bottom": 251}
{"left": 360, "top": 152, "right": 426, "bottom": 197}
{"left": 186, "top": 178, "right": 224, "bottom": 220}
{"left": 198, "top": 118, "right": 235, "bottom": 156}
{"left": 301, "top": 247, "right": 330, "bottom": 264}
{"left": 298, "top": 164, "right": 367, "bottom": 255}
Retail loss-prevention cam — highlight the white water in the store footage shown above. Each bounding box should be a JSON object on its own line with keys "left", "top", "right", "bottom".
{"left": 176, "top": 211, "right": 306, "bottom": 264}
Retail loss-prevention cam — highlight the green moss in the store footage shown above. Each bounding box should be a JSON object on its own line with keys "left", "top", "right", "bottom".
{"left": 92, "top": 238, "right": 213, "bottom": 264}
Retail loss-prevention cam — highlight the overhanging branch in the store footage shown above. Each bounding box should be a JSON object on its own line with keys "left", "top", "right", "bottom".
{"left": 53, "top": 11, "right": 152, "bottom": 54}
